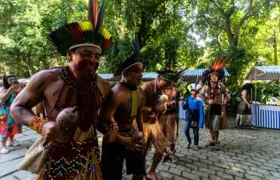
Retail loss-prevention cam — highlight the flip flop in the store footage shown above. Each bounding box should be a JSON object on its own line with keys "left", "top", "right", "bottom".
{"left": 0, "top": 148, "right": 9, "bottom": 154}
{"left": 171, "top": 155, "right": 178, "bottom": 164}
{"left": 161, "top": 153, "right": 169, "bottom": 163}
{"left": 250, "top": 126, "right": 257, "bottom": 130}
{"left": 193, "top": 146, "right": 199, "bottom": 151}
{"left": 8, "top": 142, "right": 19, "bottom": 147}
{"left": 206, "top": 141, "right": 215, "bottom": 146}
{"left": 215, "top": 144, "right": 220, "bottom": 151}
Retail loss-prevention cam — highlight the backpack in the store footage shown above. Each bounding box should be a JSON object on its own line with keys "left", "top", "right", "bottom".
{"left": 236, "top": 92, "right": 242, "bottom": 102}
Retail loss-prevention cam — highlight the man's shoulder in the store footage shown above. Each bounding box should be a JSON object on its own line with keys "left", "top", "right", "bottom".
{"left": 97, "top": 75, "right": 111, "bottom": 87}
{"left": 31, "top": 69, "right": 61, "bottom": 83}
{"left": 141, "top": 80, "right": 154, "bottom": 92}
{"left": 137, "top": 87, "right": 144, "bottom": 93}
{"left": 97, "top": 75, "right": 111, "bottom": 98}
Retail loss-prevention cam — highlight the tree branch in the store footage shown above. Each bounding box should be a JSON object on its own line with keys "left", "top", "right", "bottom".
{"left": 216, "top": 30, "right": 222, "bottom": 51}
{"left": 209, "top": 0, "right": 226, "bottom": 17}
{"left": 235, "top": 0, "right": 255, "bottom": 36}
{"left": 200, "top": 15, "right": 224, "bottom": 30}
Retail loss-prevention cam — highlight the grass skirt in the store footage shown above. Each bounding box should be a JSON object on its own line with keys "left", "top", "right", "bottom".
{"left": 159, "top": 113, "right": 178, "bottom": 144}
{"left": 143, "top": 120, "right": 168, "bottom": 153}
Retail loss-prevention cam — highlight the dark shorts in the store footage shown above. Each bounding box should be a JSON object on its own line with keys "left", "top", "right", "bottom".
{"left": 210, "top": 104, "right": 221, "bottom": 116}
{"left": 101, "top": 140, "right": 146, "bottom": 180}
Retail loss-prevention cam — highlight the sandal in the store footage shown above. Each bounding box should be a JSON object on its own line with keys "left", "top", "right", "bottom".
{"left": 0, "top": 147, "right": 9, "bottom": 154}
{"left": 206, "top": 141, "right": 215, "bottom": 146}
{"left": 193, "top": 146, "right": 199, "bottom": 151}
{"left": 161, "top": 153, "right": 169, "bottom": 163}
{"left": 215, "top": 143, "right": 220, "bottom": 151}
{"left": 250, "top": 126, "right": 257, "bottom": 130}
{"left": 171, "top": 155, "right": 178, "bottom": 164}
{"left": 186, "top": 142, "right": 191, "bottom": 148}
{"left": 8, "top": 142, "right": 19, "bottom": 147}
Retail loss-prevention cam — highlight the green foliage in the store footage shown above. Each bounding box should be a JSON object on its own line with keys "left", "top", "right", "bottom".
{"left": 0, "top": 0, "right": 87, "bottom": 77}
{"left": 0, "top": 0, "right": 279, "bottom": 84}
{"left": 227, "top": 81, "right": 280, "bottom": 110}
{"left": 257, "top": 81, "right": 280, "bottom": 103}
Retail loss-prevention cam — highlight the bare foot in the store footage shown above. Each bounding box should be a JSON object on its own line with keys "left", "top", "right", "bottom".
{"left": 149, "top": 171, "right": 160, "bottom": 180}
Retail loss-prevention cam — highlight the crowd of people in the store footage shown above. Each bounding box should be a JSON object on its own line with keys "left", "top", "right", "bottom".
{"left": 0, "top": 0, "right": 256, "bottom": 180}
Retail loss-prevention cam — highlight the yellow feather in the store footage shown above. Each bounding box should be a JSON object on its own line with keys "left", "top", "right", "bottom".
{"left": 78, "top": 22, "right": 93, "bottom": 31}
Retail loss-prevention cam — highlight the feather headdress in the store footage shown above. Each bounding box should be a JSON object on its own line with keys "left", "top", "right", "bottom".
{"left": 158, "top": 65, "right": 184, "bottom": 82}
{"left": 202, "top": 56, "right": 227, "bottom": 82}
{"left": 188, "top": 83, "right": 202, "bottom": 92}
{"left": 188, "top": 76, "right": 202, "bottom": 92}
{"left": 113, "top": 35, "right": 147, "bottom": 76}
{"left": 48, "top": 0, "right": 112, "bottom": 56}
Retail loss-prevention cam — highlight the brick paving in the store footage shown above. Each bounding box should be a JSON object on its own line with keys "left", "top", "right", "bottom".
{"left": 1, "top": 116, "right": 280, "bottom": 180}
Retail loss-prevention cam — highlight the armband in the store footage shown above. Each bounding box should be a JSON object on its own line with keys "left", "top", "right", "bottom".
{"left": 28, "top": 116, "right": 48, "bottom": 133}
{"left": 110, "top": 122, "right": 119, "bottom": 131}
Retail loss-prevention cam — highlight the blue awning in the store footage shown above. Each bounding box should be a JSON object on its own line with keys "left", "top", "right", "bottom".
{"left": 182, "top": 68, "right": 230, "bottom": 82}
{"left": 245, "top": 66, "right": 280, "bottom": 80}
{"left": 182, "top": 68, "right": 230, "bottom": 76}
{"left": 99, "top": 74, "right": 113, "bottom": 80}
{"left": 100, "top": 72, "right": 158, "bottom": 81}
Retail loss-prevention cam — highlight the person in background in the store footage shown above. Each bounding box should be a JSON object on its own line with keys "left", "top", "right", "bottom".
{"left": 236, "top": 83, "right": 256, "bottom": 129}
{"left": 181, "top": 83, "right": 204, "bottom": 150}
{"left": 159, "top": 67, "right": 182, "bottom": 164}
{"left": 200, "top": 57, "right": 228, "bottom": 151}
{"left": 141, "top": 69, "right": 181, "bottom": 180}
{"left": 0, "top": 74, "right": 22, "bottom": 154}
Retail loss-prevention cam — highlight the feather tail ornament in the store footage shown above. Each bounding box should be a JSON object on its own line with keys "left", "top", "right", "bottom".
{"left": 94, "top": 0, "right": 98, "bottom": 27}
{"left": 88, "top": 0, "right": 94, "bottom": 25}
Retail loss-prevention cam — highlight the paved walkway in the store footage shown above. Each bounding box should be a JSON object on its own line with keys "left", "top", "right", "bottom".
{"left": 1, "top": 117, "right": 280, "bottom": 180}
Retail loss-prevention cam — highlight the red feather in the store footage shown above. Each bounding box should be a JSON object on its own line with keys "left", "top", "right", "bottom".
{"left": 70, "top": 25, "right": 84, "bottom": 41}
{"left": 212, "top": 56, "right": 227, "bottom": 71}
{"left": 103, "top": 39, "right": 111, "bottom": 48}
{"left": 94, "top": 0, "right": 98, "bottom": 27}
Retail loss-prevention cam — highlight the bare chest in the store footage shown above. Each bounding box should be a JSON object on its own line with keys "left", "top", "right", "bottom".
{"left": 42, "top": 80, "right": 77, "bottom": 120}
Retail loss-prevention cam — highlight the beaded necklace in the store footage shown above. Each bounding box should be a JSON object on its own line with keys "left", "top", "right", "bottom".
{"left": 43, "top": 66, "right": 103, "bottom": 179}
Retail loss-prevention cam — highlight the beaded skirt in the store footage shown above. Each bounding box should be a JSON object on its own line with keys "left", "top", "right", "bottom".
{"left": 36, "top": 126, "right": 102, "bottom": 180}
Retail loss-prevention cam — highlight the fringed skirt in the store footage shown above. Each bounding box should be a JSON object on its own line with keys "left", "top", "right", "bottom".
{"left": 36, "top": 127, "right": 102, "bottom": 180}
{"left": 159, "top": 113, "right": 178, "bottom": 144}
{"left": 143, "top": 120, "right": 168, "bottom": 153}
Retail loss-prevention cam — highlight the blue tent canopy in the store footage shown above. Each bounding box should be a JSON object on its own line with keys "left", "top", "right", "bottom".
{"left": 245, "top": 66, "right": 280, "bottom": 80}
{"left": 181, "top": 68, "right": 230, "bottom": 82}
{"left": 100, "top": 72, "right": 158, "bottom": 81}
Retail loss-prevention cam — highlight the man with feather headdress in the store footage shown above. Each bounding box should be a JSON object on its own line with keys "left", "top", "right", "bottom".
{"left": 157, "top": 66, "right": 183, "bottom": 164}
{"left": 199, "top": 57, "right": 228, "bottom": 151}
{"left": 11, "top": 0, "right": 112, "bottom": 179}
{"left": 141, "top": 67, "right": 183, "bottom": 180}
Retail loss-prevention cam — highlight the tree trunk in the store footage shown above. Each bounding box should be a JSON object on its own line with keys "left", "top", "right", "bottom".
{"left": 225, "top": 16, "right": 236, "bottom": 46}
{"left": 27, "top": 57, "right": 33, "bottom": 76}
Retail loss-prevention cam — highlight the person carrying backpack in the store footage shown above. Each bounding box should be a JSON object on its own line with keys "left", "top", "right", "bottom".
{"left": 235, "top": 83, "right": 256, "bottom": 129}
